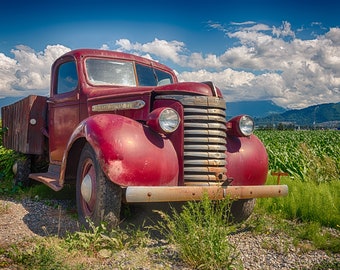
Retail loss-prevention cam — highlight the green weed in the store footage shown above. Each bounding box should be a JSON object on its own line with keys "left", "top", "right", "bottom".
{"left": 154, "top": 194, "right": 241, "bottom": 270}
{"left": 64, "top": 219, "right": 148, "bottom": 256}
{"left": 3, "top": 242, "right": 81, "bottom": 270}
{"left": 296, "top": 222, "right": 340, "bottom": 253}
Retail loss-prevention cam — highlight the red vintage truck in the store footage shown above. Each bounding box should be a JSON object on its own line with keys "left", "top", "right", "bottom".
{"left": 1, "top": 49, "right": 287, "bottom": 227}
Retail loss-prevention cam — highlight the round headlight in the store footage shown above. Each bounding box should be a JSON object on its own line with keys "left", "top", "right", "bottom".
{"left": 159, "top": 108, "right": 180, "bottom": 133}
{"left": 239, "top": 115, "right": 254, "bottom": 136}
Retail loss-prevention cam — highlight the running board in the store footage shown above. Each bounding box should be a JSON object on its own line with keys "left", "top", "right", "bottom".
{"left": 29, "top": 171, "right": 62, "bottom": 191}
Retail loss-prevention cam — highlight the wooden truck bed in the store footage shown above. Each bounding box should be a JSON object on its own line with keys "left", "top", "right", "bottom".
{"left": 1, "top": 95, "right": 47, "bottom": 155}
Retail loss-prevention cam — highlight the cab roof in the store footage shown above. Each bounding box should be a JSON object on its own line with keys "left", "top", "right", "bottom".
{"left": 59, "top": 48, "right": 175, "bottom": 74}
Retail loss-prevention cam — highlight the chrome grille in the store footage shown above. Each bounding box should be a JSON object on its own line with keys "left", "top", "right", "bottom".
{"left": 157, "top": 95, "right": 227, "bottom": 185}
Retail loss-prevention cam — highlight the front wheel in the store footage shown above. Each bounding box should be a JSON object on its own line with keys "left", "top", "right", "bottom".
{"left": 76, "top": 143, "right": 122, "bottom": 229}
{"left": 230, "top": 199, "right": 256, "bottom": 223}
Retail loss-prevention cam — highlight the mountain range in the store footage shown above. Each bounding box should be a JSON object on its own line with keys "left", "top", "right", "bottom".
{"left": 226, "top": 100, "right": 286, "bottom": 118}
{"left": 254, "top": 102, "right": 340, "bottom": 128}
{"left": 0, "top": 97, "right": 339, "bottom": 128}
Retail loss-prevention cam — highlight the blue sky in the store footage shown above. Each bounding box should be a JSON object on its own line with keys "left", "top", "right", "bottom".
{"left": 1, "top": 0, "right": 339, "bottom": 109}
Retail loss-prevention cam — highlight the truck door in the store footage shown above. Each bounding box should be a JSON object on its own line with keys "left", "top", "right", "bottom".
{"left": 48, "top": 58, "right": 80, "bottom": 164}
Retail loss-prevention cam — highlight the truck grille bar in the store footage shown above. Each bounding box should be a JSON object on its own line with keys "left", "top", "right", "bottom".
{"left": 157, "top": 95, "right": 227, "bottom": 185}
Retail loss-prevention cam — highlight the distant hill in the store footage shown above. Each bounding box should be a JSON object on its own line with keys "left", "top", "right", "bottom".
{"left": 255, "top": 102, "right": 340, "bottom": 128}
{"left": 226, "top": 100, "right": 286, "bottom": 118}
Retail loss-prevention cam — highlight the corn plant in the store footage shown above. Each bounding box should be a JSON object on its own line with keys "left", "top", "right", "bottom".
{"left": 255, "top": 130, "right": 340, "bottom": 182}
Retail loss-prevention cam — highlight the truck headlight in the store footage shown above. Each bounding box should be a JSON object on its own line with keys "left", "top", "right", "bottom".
{"left": 227, "top": 115, "right": 254, "bottom": 137}
{"left": 239, "top": 115, "right": 254, "bottom": 136}
{"left": 147, "top": 107, "right": 180, "bottom": 134}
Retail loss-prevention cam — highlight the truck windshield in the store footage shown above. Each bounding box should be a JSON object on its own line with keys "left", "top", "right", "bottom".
{"left": 86, "top": 59, "right": 137, "bottom": 86}
{"left": 86, "top": 58, "right": 173, "bottom": 87}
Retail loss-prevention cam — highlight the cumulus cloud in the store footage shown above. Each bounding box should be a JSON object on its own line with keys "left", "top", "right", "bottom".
{"left": 1, "top": 21, "right": 339, "bottom": 109}
{"left": 0, "top": 45, "right": 70, "bottom": 98}
{"left": 115, "top": 38, "right": 186, "bottom": 64}
{"left": 112, "top": 21, "right": 340, "bottom": 109}
{"left": 272, "top": 21, "right": 295, "bottom": 38}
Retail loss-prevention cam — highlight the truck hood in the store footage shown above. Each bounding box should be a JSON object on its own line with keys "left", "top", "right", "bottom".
{"left": 152, "top": 82, "right": 221, "bottom": 97}
{"left": 86, "top": 81, "right": 222, "bottom": 100}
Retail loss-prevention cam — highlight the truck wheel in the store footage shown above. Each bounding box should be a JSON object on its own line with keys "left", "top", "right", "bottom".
{"left": 76, "top": 143, "right": 122, "bottom": 229}
{"left": 13, "top": 156, "right": 31, "bottom": 187}
{"left": 230, "top": 199, "right": 256, "bottom": 223}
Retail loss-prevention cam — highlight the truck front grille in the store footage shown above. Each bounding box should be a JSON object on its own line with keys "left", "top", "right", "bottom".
{"left": 158, "top": 95, "right": 227, "bottom": 186}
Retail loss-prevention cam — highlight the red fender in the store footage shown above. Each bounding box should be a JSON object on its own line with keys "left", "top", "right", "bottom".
{"left": 226, "top": 135, "right": 268, "bottom": 186}
{"left": 66, "top": 114, "right": 179, "bottom": 187}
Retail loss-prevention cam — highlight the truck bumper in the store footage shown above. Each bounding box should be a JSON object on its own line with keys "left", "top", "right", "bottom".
{"left": 124, "top": 185, "right": 288, "bottom": 203}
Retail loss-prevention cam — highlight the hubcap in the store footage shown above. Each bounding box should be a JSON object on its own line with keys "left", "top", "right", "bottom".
{"left": 12, "top": 162, "right": 18, "bottom": 175}
{"left": 81, "top": 174, "right": 92, "bottom": 203}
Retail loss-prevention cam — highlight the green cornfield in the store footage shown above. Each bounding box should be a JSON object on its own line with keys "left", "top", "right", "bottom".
{"left": 255, "top": 130, "right": 340, "bottom": 183}
{"left": 255, "top": 130, "right": 340, "bottom": 229}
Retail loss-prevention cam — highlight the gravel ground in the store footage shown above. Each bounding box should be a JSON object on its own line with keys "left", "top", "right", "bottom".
{"left": 0, "top": 198, "right": 80, "bottom": 246}
{"left": 0, "top": 198, "right": 339, "bottom": 269}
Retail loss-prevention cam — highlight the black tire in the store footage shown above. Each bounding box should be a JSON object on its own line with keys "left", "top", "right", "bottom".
{"left": 230, "top": 199, "right": 256, "bottom": 223}
{"left": 13, "top": 156, "right": 31, "bottom": 187}
{"left": 76, "top": 143, "right": 122, "bottom": 229}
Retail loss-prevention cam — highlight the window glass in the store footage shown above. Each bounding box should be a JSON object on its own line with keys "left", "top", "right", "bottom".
{"left": 57, "top": 61, "right": 78, "bottom": 94}
{"left": 136, "top": 64, "right": 173, "bottom": 86}
{"left": 86, "top": 59, "right": 136, "bottom": 86}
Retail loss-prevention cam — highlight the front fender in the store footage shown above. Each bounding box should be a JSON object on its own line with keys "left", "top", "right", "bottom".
{"left": 65, "top": 114, "right": 179, "bottom": 187}
{"left": 226, "top": 134, "right": 268, "bottom": 186}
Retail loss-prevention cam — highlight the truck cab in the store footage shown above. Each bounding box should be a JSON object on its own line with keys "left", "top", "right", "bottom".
{"left": 1, "top": 49, "right": 287, "bottom": 227}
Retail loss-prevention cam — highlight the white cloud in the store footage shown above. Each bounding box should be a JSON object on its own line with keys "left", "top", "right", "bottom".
{"left": 1, "top": 22, "right": 339, "bottom": 109}
{"left": 178, "top": 69, "right": 255, "bottom": 90}
{"left": 186, "top": 53, "right": 223, "bottom": 69}
{"left": 115, "top": 38, "right": 186, "bottom": 64}
{"left": 0, "top": 45, "right": 70, "bottom": 98}
{"left": 179, "top": 23, "right": 340, "bottom": 108}
{"left": 206, "top": 21, "right": 226, "bottom": 31}
{"left": 100, "top": 44, "right": 110, "bottom": 50}
{"left": 0, "top": 53, "right": 17, "bottom": 97}
{"left": 325, "top": 27, "right": 340, "bottom": 45}
{"left": 272, "top": 21, "right": 295, "bottom": 38}
{"left": 230, "top": 21, "right": 256, "bottom": 26}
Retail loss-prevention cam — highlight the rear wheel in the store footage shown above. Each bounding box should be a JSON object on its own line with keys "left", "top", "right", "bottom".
{"left": 13, "top": 153, "right": 49, "bottom": 187}
{"left": 76, "top": 143, "right": 122, "bottom": 229}
{"left": 230, "top": 199, "right": 256, "bottom": 223}
{"left": 13, "top": 156, "right": 31, "bottom": 187}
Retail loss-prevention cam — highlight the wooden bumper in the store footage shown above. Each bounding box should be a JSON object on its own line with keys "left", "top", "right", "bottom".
{"left": 124, "top": 185, "right": 288, "bottom": 203}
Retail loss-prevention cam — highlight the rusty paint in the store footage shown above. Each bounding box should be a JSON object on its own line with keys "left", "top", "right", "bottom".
{"left": 271, "top": 172, "right": 289, "bottom": 184}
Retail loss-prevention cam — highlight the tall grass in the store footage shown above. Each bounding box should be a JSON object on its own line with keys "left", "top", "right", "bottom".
{"left": 255, "top": 175, "right": 340, "bottom": 252}
{"left": 257, "top": 175, "right": 340, "bottom": 229}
